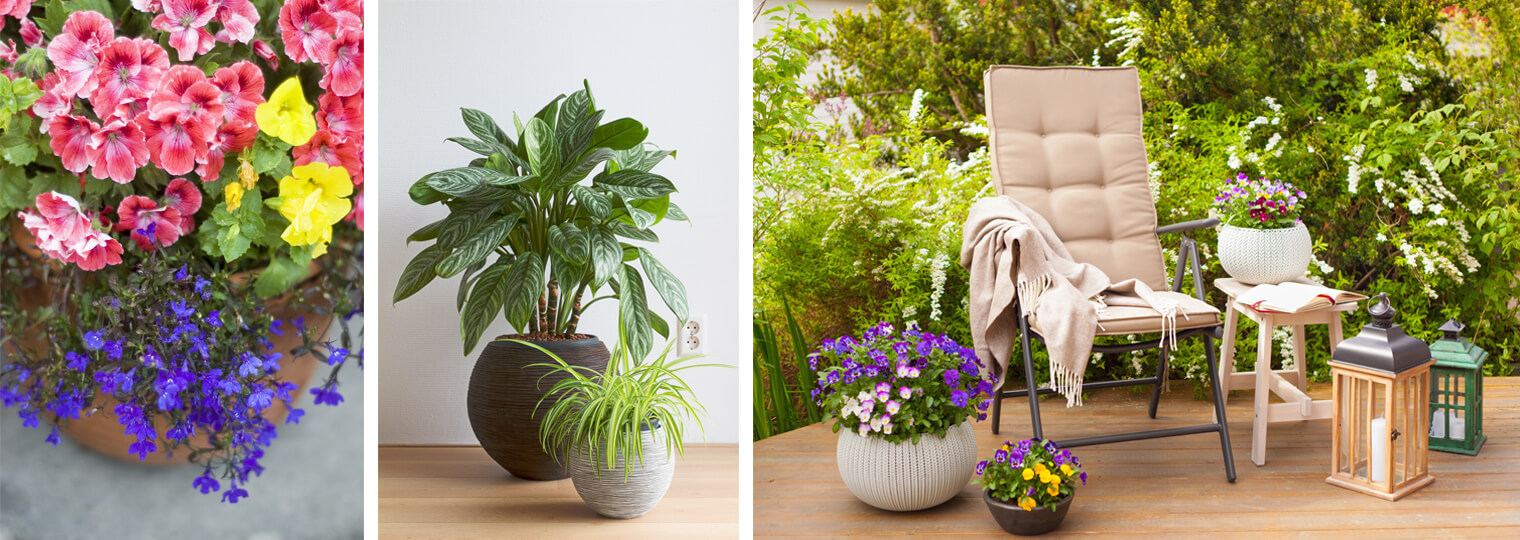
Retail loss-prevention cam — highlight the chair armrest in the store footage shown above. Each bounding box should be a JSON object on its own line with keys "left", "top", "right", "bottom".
{"left": 1155, "top": 217, "right": 1220, "bottom": 237}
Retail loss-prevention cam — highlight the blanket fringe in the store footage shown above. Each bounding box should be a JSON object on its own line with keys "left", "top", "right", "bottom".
{"left": 1051, "top": 363, "right": 1085, "bottom": 407}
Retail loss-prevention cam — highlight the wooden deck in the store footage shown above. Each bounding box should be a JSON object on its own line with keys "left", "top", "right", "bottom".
{"left": 379, "top": 445, "right": 739, "bottom": 539}
{"left": 755, "top": 377, "right": 1520, "bottom": 537}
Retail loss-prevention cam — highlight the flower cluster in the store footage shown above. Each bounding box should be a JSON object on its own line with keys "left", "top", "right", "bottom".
{"left": 811, "top": 322, "right": 995, "bottom": 443}
{"left": 17, "top": 191, "right": 122, "bottom": 269}
{"left": 1212, "top": 173, "right": 1305, "bottom": 229}
{"left": 0, "top": 247, "right": 359, "bottom": 503}
{"left": 976, "top": 438, "right": 1085, "bottom": 511}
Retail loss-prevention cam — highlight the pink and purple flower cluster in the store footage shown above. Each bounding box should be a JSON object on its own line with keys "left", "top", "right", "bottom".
{"left": 1214, "top": 173, "right": 1307, "bottom": 229}
{"left": 811, "top": 322, "right": 996, "bottom": 442}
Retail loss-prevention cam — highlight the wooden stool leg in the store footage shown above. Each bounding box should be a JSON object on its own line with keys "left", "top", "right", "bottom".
{"left": 1292, "top": 324, "right": 1307, "bottom": 391}
{"left": 1252, "top": 318, "right": 1273, "bottom": 467}
{"left": 1213, "top": 305, "right": 1240, "bottom": 424}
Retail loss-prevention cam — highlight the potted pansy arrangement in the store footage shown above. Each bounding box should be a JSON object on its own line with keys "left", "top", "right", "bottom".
{"left": 811, "top": 322, "right": 995, "bottom": 511}
{"left": 1213, "top": 174, "right": 1312, "bottom": 284}
{"left": 0, "top": 0, "right": 363, "bottom": 503}
{"left": 977, "top": 438, "right": 1085, "bottom": 535}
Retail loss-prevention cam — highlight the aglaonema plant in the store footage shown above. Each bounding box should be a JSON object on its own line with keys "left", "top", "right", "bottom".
{"left": 394, "top": 81, "right": 689, "bottom": 361}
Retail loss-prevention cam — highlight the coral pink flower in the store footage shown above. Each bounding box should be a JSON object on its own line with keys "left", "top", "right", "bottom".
{"left": 0, "top": 0, "right": 36, "bottom": 19}
{"left": 294, "top": 129, "right": 361, "bottom": 185}
{"left": 148, "top": 65, "right": 225, "bottom": 124}
{"left": 214, "top": 0, "right": 259, "bottom": 44}
{"left": 251, "top": 39, "right": 279, "bottom": 70}
{"left": 18, "top": 192, "right": 124, "bottom": 271}
{"left": 47, "top": 114, "right": 98, "bottom": 173}
{"left": 46, "top": 10, "right": 115, "bottom": 98}
{"left": 31, "top": 73, "right": 71, "bottom": 128}
{"left": 91, "top": 38, "right": 168, "bottom": 115}
{"left": 19, "top": 19, "right": 42, "bottom": 48}
{"left": 137, "top": 111, "right": 212, "bottom": 176}
{"left": 197, "top": 120, "right": 257, "bottom": 181}
{"left": 317, "top": 91, "right": 361, "bottom": 141}
{"left": 0, "top": 40, "right": 15, "bottom": 65}
{"left": 88, "top": 119, "right": 151, "bottom": 184}
{"left": 321, "top": 30, "right": 361, "bottom": 97}
{"left": 130, "top": 0, "right": 162, "bottom": 13}
{"left": 162, "top": 178, "right": 201, "bottom": 233}
{"left": 152, "top": 0, "right": 217, "bottom": 61}
{"left": 212, "top": 61, "right": 264, "bottom": 124}
{"left": 279, "top": 0, "right": 336, "bottom": 64}
{"left": 320, "top": 0, "right": 362, "bottom": 33}
{"left": 114, "top": 195, "right": 183, "bottom": 250}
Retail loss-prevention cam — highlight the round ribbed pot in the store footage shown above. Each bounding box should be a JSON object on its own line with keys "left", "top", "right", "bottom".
{"left": 467, "top": 336, "right": 609, "bottom": 481}
{"left": 1217, "top": 222, "right": 1312, "bottom": 285}
{"left": 984, "top": 489, "right": 1073, "bottom": 535}
{"left": 568, "top": 425, "right": 675, "bottom": 519}
{"left": 836, "top": 420, "right": 978, "bottom": 511}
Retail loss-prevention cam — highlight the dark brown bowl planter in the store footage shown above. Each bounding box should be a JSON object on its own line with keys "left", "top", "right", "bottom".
{"left": 984, "top": 489, "right": 1073, "bottom": 536}
{"left": 467, "top": 336, "right": 609, "bottom": 481}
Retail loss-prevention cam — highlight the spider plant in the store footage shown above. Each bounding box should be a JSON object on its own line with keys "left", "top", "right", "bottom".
{"left": 516, "top": 322, "right": 725, "bottom": 480}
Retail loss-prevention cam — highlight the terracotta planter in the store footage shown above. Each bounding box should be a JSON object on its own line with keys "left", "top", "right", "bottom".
{"left": 467, "top": 336, "right": 610, "bottom": 480}
{"left": 7, "top": 222, "right": 331, "bottom": 465}
{"left": 984, "top": 489, "right": 1074, "bottom": 536}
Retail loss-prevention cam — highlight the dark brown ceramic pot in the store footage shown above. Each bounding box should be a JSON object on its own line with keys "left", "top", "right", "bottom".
{"left": 466, "top": 336, "right": 610, "bottom": 480}
{"left": 984, "top": 489, "right": 1074, "bottom": 536}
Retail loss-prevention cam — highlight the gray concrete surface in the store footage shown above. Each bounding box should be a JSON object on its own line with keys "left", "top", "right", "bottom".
{"left": 0, "top": 318, "right": 363, "bottom": 540}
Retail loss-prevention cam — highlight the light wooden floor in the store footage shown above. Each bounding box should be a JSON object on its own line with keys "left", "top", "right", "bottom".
{"left": 756, "top": 377, "right": 1520, "bottom": 537}
{"left": 380, "top": 444, "right": 739, "bottom": 539}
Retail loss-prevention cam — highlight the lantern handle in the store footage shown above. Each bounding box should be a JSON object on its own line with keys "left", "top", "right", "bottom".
{"left": 1368, "top": 293, "right": 1395, "bottom": 328}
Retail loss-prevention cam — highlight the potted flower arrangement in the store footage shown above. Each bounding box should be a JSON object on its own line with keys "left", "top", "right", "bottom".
{"left": 811, "top": 322, "right": 995, "bottom": 511}
{"left": 1213, "top": 173, "right": 1312, "bottom": 284}
{"left": 0, "top": 0, "right": 363, "bottom": 503}
{"left": 977, "top": 438, "right": 1085, "bottom": 535}
{"left": 393, "top": 81, "right": 690, "bottom": 481}
{"left": 524, "top": 324, "right": 722, "bottom": 519}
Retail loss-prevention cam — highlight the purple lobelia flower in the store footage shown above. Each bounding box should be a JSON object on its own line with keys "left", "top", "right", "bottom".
{"left": 82, "top": 330, "right": 105, "bottom": 351}
{"left": 65, "top": 352, "right": 88, "bottom": 371}
{"left": 193, "top": 469, "right": 220, "bottom": 494}
{"left": 311, "top": 382, "right": 344, "bottom": 406}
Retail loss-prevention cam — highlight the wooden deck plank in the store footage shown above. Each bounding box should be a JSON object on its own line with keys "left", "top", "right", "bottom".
{"left": 755, "top": 377, "right": 1520, "bottom": 536}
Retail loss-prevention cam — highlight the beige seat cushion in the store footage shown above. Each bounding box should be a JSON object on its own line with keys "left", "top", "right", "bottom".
{"left": 984, "top": 65, "right": 1169, "bottom": 291}
{"left": 1032, "top": 290, "right": 1221, "bottom": 336}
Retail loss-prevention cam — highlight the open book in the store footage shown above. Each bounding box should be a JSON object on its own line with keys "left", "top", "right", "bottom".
{"left": 1235, "top": 282, "right": 1368, "bottom": 313}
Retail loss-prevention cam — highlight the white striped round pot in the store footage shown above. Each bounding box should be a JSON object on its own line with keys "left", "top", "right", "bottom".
{"left": 836, "top": 420, "right": 978, "bottom": 511}
{"left": 1217, "top": 222, "right": 1312, "bottom": 285}
{"left": 567, "top": 426, "right": 675, "bottom": 519}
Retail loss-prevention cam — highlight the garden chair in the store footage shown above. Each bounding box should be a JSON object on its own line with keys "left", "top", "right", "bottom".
{"left": 981, "top": 65, "right": 1236, "bottom": 482}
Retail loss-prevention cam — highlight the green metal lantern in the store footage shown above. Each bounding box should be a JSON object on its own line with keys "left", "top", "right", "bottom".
{"left": 1428, "top": 319, "right": 1489, "bottom": 455}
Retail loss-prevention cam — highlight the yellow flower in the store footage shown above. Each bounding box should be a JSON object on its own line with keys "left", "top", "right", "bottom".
{"left": 1047, "top": 485, "right": 1060, "bottom": 497}
{"left": 1021, "top": 468, "right": 1034, "bottom": 481}
{"left": 238, "top": 156, "right": 258, "bottom": 190}
{"left": 256, "top": 77, "right": 317, "bottom": 146}
{"left": 1018, "top": 497, "right": 1036, "bottom": 511}
{"left": 274, "top": 163, "right": 353, "bottom": 257}
{"left": 1060, "top": 464, "right": 1074, "bottom": 476}
{"left": 225, "top": 181, "right": 245, "bottom": 211}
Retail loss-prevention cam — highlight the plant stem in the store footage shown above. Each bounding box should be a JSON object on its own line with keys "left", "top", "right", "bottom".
{"left": 566, "top": 287, "right": 586, "bottom": 335}
{"left": 545, "top": 278, "right": 560, "bottom": 335}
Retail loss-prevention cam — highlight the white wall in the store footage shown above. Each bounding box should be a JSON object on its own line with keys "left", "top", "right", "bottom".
{"left": 378, "top": 0, "right": 742, "bottom": 444}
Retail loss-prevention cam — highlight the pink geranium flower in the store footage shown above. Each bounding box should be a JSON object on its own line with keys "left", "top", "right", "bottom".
{"left": 114, "top": 195, "right": 183, "bottom": 250}
{"left": 149, "top": 65, "right": 225, "bottom": 124}
{"left": 162, "top": 177, "right": 201, "bottom": 233}
{"left": 320, "top": 30, "right": 361, "bottom": 97}
{"left": 212, "top": 61, "right": 264, "bottom": 125}
{"left": 91, "top": 38, "right": 169, "bottom": 116}
{"left": 152, "top": 0, "right": 217, "bottom": 61}
{"left": 47, "top": 114, "right": 98, "bottom": 173}
{"left": 294, "top": 129, "right": 362, "bottom": 185}
{"left": 317, "top": 91, "right": 361, "bottom": 141}
{"left": 251, "top": 39, "right": 279, "bottom": 70}
{"left": 0, "top": 0, "right": 36, "bottom": 19}
{"left": 88, "top": 119, "right": 151, "bottom": 184}
{"left": 33, "top": 73, "right": 73, "bottom": 131}
{"left": 197, "top": 120, "right": 257, "bottom": 181}
{"left": 279, "top": 0, "right": 336, "bottom": 64}
{"left": 320, "top": 0, "right": 362, "bottom": 34}
{"left": 137, "top": 110, "right": 212, "bottom": 176}
{"left": 214, "top": 0, "right": 260, "bottom": 44}
{"left": 130, "top": 0, "right": 163, "bottom": 12}
{"left": 19, "top": 191, "right": 124, "bottom": 271}
{"left": 46, "top": 10, "right": 114, "bottom": 98}
{"left": 19, "top": 18, "right": 42, "bottom": 48}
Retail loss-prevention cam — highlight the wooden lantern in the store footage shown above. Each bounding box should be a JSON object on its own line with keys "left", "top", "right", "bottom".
{"left": 1428, "top": 319, "right": 1488, "bottom": 455}
{"left": 1327, "top": 294, "right": 1435, "bottom": 500}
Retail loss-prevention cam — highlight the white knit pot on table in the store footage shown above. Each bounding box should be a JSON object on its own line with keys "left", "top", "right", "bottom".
{"left": 1217, "top": 222, "right": 1312, "bottom": 285}
{"left": 836, "top": 420, "right": 978, "bottom": 511}
{"left": 568, "top": 426, "right": 675, "bottom": 519}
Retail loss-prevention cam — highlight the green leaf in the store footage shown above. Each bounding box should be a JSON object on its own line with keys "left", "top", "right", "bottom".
{"left": 571, "top": 184, "right": 611, "bottom": 219}
{"left": 547, "top": 222, "right": 590, "bottom": 265}
{"left": 591, "top": 118, "right": 648, "bottom": 150}
{"left": 0, "top": 134, "right": 36, "bottom": 166}
{"left": 595, "top": 170, "right": 677, "bottom": 200}
{"left": 523, "top": 117, "right": 560, "bottom": 177}
{"left": 254, "top": 256, "right": 310, "bottom": 298}
{"left": 637, "top": 248, "right": 688, "bottom": 322}
{"left": 613, "top": 146, "right": 674, "bottom": 173}
{"left": 457, "top": 259, "right": 488, "bottom": 311}
{"left": 0, "top": 75, "right": 42, "bottom": 128}
{"left": 588, "top": 226, "right": 621, "bottom": 288}
{"left": 435, "top": 214, "right": 519, "bottom": 277}
{"left": 394, "top": 244, "right": 447, "bottom": 303}
{"left": 407, "top": 218, "right": 446, "bottom": 244}
{"left": 426, "top": 167, "right": 522, "bottom": 198}
{"left": 543, "top": 147, "right": 614, "bottom": 192}
{"left": 250, "top": 135, "right": 293, "bottom": 177}
{"left": 461, "top": 259, "right": 512, "bottom": 355}
{"left": 665, "top": 202, "right": 689, "bottom": 222}
{"left": 611, "top": 222, "right": 659, "bottom": 243}
{"left": 409, "top": 174, "right": 449, "bottom": 205}
{"left": 617, "top": 264, "right": 653, "bottom": 362}
{"left": 502, "top": 252, "right": 546, "bottom": 330}
{"left": 461, "top": 107, "right": 514, "bottom": 148}
{"left": 436, "top": 201, "right": 499, "bottom": 250}
{"left": 445, "top": 137, "right": 513, "bottom": 158}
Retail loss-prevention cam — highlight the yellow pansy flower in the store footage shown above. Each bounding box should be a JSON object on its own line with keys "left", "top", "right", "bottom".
{"left": 256, "top": 77, "right": 317, "bottom": 146}
{"left": 1047, "top": 485, "right": 1060, "bottom": 497}
{"left": 225, "top": 182, "right": 245, "bottom": 211}
{"left": 1060, "top": 464, "right": 1074, "bottom": 476}
{"left": 1018, "top": 497, "right": 1036, "bottom": 511}
{"left": 273, "top": 163, "right": 353, "bottom": 257}
{"left": 1021, "top": 468, "right": 1034, "bottom": 481}
{"left": 238, "top": 157, "right": 258, "bottom": 190}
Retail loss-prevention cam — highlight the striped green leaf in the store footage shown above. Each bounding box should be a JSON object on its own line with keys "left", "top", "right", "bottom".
{"left": 460, "top": 259, "right": 512, "bottom": 355}
{"left": 435, "top": 214, "right": 519, "bottom": 278}
{"left": 595, "top": 170, "right": 676, "bottom": 200}
{"left": 637, "top": 248, "right": 687, "bottom": 322}
{"left": 393, "top": 244, "right": 446, "bottom": 303}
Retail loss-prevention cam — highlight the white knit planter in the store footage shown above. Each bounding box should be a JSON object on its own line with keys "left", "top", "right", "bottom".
{"left": 1217, "top": 222, "right": 1312, "bottom": 285}
{"left": 836, "top": 420, "right": 978, "bottom": 511}
{"left": 568, "top": 427, "right": 675, "bottom": 519}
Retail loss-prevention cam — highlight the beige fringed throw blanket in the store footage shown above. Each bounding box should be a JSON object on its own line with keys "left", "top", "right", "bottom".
{"left": 961, "top": 196, "right": 1184, "bottom": 407}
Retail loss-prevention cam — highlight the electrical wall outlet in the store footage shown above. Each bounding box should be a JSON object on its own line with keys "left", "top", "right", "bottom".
{"left": 677, "top": 314, "right": 707, "bottom": 356}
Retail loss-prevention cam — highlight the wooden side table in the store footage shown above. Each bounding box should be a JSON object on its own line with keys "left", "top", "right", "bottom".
{"left": 1214, "top": 277, "right": 1359, "bottom": 466}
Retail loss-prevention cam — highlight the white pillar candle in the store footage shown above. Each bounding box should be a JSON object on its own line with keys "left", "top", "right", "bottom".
{"left": 1450, "top": 411, "right": 1465, "bottom": 441}
{"left": 1430, "top": 411, "right": 1446, "bottom": 438}
{"left": 1370, "top": 417, "right": 1388, "bottom": 483}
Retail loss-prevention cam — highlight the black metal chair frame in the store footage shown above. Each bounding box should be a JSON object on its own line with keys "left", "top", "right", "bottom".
{"left": 989, "top": 217, "right": 1238, "bottom": 482}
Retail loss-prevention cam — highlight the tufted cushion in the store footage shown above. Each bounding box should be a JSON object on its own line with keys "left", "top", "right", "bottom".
{"left": 983, "top": 66, "right": 1169, "bottom": 290}
{"left": 1032, "top": 291, "right": 1221, "bottom": 336}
